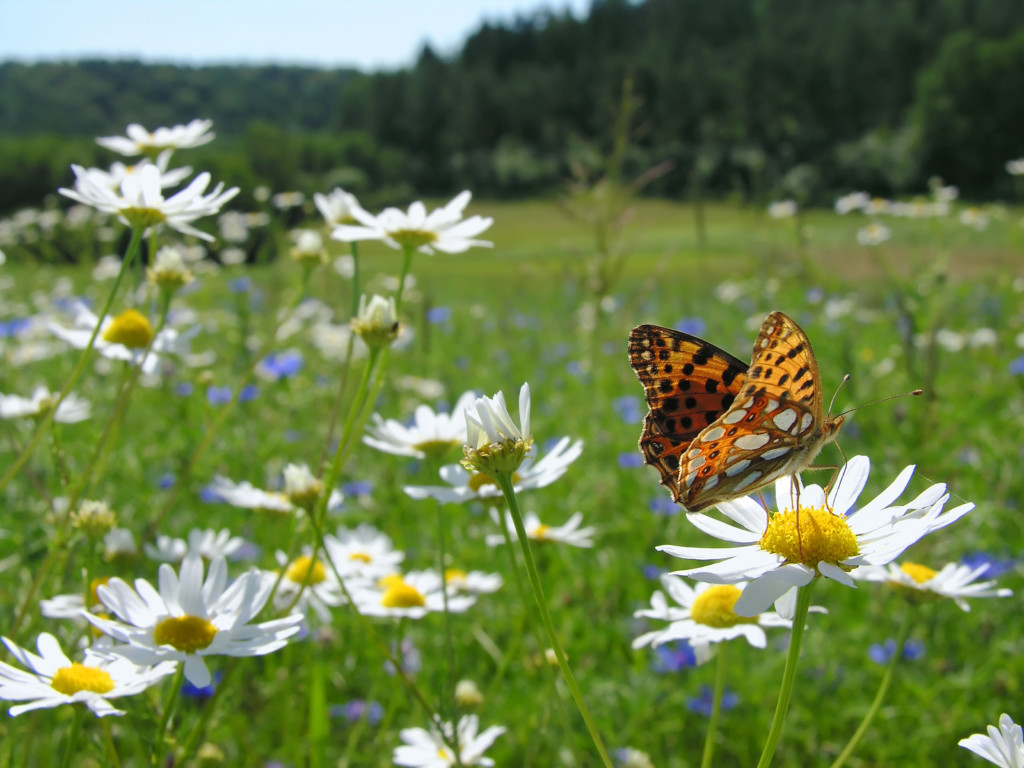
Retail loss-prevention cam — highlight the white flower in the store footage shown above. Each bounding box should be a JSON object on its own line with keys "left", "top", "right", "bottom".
{"left": 403, "top": 436, "right": 583, "bottom": 504}
{"left": 444, "top": 569, "right": 503, "bottom": 595}
{"left": 0, "top": 633, "right": 176, "bottom": 717}
{"left": 658, "top": 456, "right": 974, "bottom": 618}
{"left": 144, "top": 528, "right": 246, "bottom": 563}
{"left": 632, "top": 574, "right": 817, "bottom": 651}
{"left": 50, "top": 303, "right": 189, "bottom": 376}
{"left": 282, "top": 462, "right": 324, "bottom": 511}
{"left": 0, "top": 386, "right": 90, "bottom": 423}
{"left": 59, "top": 164, "right": 238, "bottom": 242}
{"left": 364, "top": 391, "right": 478, "bottom": 459}
{"left": 96, "top": 119, "right": 215, "bottom": 156}
{"left": 271, "top": 191, "right": 305, "bottom": 210}
{"left": 767, "top": 200, "right": 797, "bottom": 219}
{"left": 464, "top": 383, "right": 531, "bottom": 455}
{"left": 485, "top": 509, "right": 596, "bottom": 548}
{"left": 352, "top": 570, "right": 476, "bottom": 620}
{"left": 84, "top": 155, "right": 193, "bottom": 192}
{"left": 393, "top": 714, "right": 505, "bottom": 767}
{"left": 273, "top": 549, "right": 346, "bottom": 623}
{"left": 314, "top": 187, "right": 363, "bottom": 226}
{"left": 104, "top": 527, "right": 137, "bottom": 560}
{"left": 834, "top": 192, "right": 870, "bottom": 215}
{"left": 208, "top": 474, "right": 343, "bottom": 516}
{"left": 324, "top": 524, "right": 405, "bottom": 582}
{"left": 961, "top": 714, "right": 1024, "bottom": 767}
{"left": 856, "top": 222, "right": 891, "bottom": 246}
{"left": 85, "top": 554, "right": 303, "bottom": 687}
{"left": 333, "top": 191, "right": 493, "bottom": 255}
{"left": 1006, "top": 159, "right": 1024, "bottom": 176}
{"left": 961, "top": 207, "right": 989, "bottom": 231}
{"left": 352, "top": 294, "right": 399, "bottom": 347}
{"left": 147, "top": 245, "right": 194, "bottom": 291}
{"left": 852, "top": 561, "right": 1012, "bottom": 612}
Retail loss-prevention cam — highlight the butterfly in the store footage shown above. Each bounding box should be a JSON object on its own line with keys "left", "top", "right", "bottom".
{"left": 628, "top": 311, "right": 845, "bottom": 512}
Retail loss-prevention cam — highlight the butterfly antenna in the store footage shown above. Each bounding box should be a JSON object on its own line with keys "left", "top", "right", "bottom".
{"left": 837, "top": 389, "right": 924, "bottom": 418}
{"left": 827, "top": 374, "right": 852, "bottom": 417}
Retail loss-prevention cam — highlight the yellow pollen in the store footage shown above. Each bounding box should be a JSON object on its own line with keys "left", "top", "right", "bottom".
{"left": 123, "top": 206, "right": 167, "bottom": 229}
{"left": 533, "top": 524, "right": 552, "bottom": 540}
{"left": 88, "top": 577, "right": 111, "bottom": 608}
{"left": 381, "top": 579, "right": 426, "bottom": 608}
{"left": 51, "top": 663, "right": 115, "bottom": 696}
{"left": 468, "top": 471, "right": 521, "bottom": 492}
{"left": 101, "top": 309, "right": 154, "bottom": 349}
{"left": 390, "top": 229, "right": 439, "bottom": 250}
{"left": 899, "top": 562, "right": 937, "bottom": 584}
{"left": 285, "top": 555, "right": 326, "bottom": 585}
{"left": 349, "top": 551, "right": 373, "bottom": 563}
{"left": 759, "top": 506, "right": 859, "bottom": 569}
{"left": 378, "top": 573, "right": 404, "bottom": 589}
{"left": 444, "top": 568, "right": 467, "bottom": 584}
{"left": 412, "top": 438, "right": 460, "bottom": 458}
{"left": 153, "top": 615, "right": 218, "bottom": 653}
{"left": 690, "top": 584, "right": 758, "bottom": 627}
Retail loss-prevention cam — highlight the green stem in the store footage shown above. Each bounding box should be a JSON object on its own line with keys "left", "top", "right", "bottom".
{"left": 755, "top": 580, "right": 817, "bottom": 768}
{"left": 493, "top": 472, "right": 614, "bottom": 768}
{"left": 434, "top": 493, "right": 458, "bottom": 733}
{"left": 153, "top": 664, "right": 184, "bottom": 767}
{"left": 829, "top": 609, "right": 913, "bottom": 768}
{"left": 58, "top": 706, "right": 83, "bottom": 768}
{"left": 701, "top": 643, "right": 728, "bottom": 768}
{"left": 0, "top": 227, "right": 143, "bottom": 494}
{"left": 101, "top": 718, "right": 122, "bottom": 768}
{"left": 179, "top": 659, "right": 238, "bottom": 763}
{"left": 394, "top": 245, "right": 415, "bottom": 316}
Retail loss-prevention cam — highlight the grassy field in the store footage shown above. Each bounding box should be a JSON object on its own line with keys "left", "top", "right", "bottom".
{"left": 0, "top": 192, "right": 1021, "bottom": 767}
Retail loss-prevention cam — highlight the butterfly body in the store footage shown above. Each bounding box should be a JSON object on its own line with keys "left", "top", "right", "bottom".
{"left": 628, "top": 312, "right": 844, "bottom": 512}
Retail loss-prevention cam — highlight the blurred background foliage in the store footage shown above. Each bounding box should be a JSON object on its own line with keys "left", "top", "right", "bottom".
{"left": 1, "top": 0, "right": 1024, "bottom": 214}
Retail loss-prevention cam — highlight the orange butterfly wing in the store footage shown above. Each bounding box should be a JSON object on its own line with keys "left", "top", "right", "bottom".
{"left": 628, "top": 324, "right": 748, "bottom": 503}
{"left": 679, "top": 312, "right": 844, "bottom": 512}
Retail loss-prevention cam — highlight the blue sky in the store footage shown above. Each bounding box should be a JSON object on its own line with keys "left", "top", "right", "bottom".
{"left": 0, "top": 0, "right": 590, "bottom": 70}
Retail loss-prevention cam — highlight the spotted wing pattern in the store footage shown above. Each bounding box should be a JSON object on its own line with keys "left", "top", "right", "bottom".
{"left": 628, "top": 325, "right": 748, "bottom": 502}
{"left": 678, "top": 312, "right": 845, "bottom": 512}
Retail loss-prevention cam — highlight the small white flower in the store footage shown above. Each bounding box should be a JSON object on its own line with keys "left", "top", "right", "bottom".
{"left": 147, "top": 245, "right": 194, "bottom": 291}
{"left": 290, "top": 228, "right": 326, "bottom": 265}
{"left": 144, "top": 528, "right": 246, "bottom": 563}
{"left": 852, "top": 561, "right": 1011, "bottom": 612}
{"left": 767, "top": 200, "right": 797, "bottom": 219}
{"left": 0, "top": 633, "right": 176, "bottom": 717}
{"left": 96, "top": 119, "right": 215, "bottom": 156}
{"left": 444, "top": 569, "right": 503, "bottom": 595}
{"left": 960, "top": 714, "right": 1024, "bottom": 767}
{"left": 834, "top": 192, "right": 870, "bottom": 215}
{"left": 393, "top": 714, "right": 505, "bottom": 767}
{"left": 1006, "top": 159, "right": 1024, "bottom": 176}
{"left": 961, "top": 207, "right": 989, "bottom": 231}
{"left": 282, "top": 462, "right": 324, "bottom": 511}
{"left": 856, "top": 222, "right": 891, "bottom": 246}
{"left": 209, "top": 474, "right": 343, "bottom": 516}
{"left": 85, "top": 554, "right": 303, "bottom": 687}
{"left": 364, "top": 391, "right": 478, "bottom": 459}
{"left": 324, "top": 524, "right": 405, "bottom": 582}
{"left": 59, "top": 164, "right": 238, "bottom": 242}
{"left": 0, "top": 386, "right": 90, "bottom": 423}
{"left": 352, "top": 570, "right": 476, "bottom": 619}
{"left": 352, "top": 294, "right": 399, "bottom": 347}
{"left": 403, "top": 436, "right": 583, "bottom": 504}
{"left": 271, "top": 191, "right": 305, "bottom": 210}
{"left": 333, "top": 191, "right": 493, "bottom": 255}
{"left": 83, "top": 155, "right": 193, "bottom": 192}
{"left": 659, "top": 456, "right": 974, "bottom": 618}
{"left": 314, "top": 187, "right": 363, "bottom": 226}
{"left": 485, "top": 509, "right": 596, "bottom": 548}
{"left": 461, "top": 383, "right": 533, "bottom": 476}
{"left": 103, "top": 527, "right": 137, "bottom": 560}
{"left": 273, "top": 548, "right": 346, "bottom": 623}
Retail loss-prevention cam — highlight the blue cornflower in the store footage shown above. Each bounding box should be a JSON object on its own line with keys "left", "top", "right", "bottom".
{"left": 174, "top": 381, "right": 194, "bottom": 397}
{"left": 342, "top": 480, "right": 373, "bottom": 496}
{"left": 426, "top": 306, "right": 451, "bottom": 325}
{"left": 960, "top": 552, "right": 1017, "bottom": 578}
{"left": 642, "top": 564, "right": 664, "bottom": 581}
{"left": 651, "top": 640, "right": 697, "bottom": 674}
{"left": 181, "top": 671, "right": 222, "bottom": 701}
{"left": 618, "top": 452, "right": 644, "bottom": 469}
{"left": 158, "top": 473, "right": 175, "bottom": 490}
{"left": 259, "top": 350, "right": 303, "bottom": 380}
{"left": 650, "top": 497, "right": 679, "bottom": 516}
{"left": 228, "top": 276, "right": 252, "bottom": 293}
{"left": 1009, "top": 356, "right": 1024, "bottom": 375}
{"left": 239, "top": 385, "right": 259, "bottom": 402}
{"left": 675, "top": 317, "right": 706, "bottom": 336}
{"left": 869, "top": 638, "right": 925, "bottom": 665}
{"left": 612, "top": 396, "right": 642, "bottom": 424}
{"left": 200, "top": 484, "right": 223, "bottom": 503}
{"left": 686, "top": 684, "right": 739, "bottom": 717}
{"left": 330, "top": 699, "right": 384, "bottom": 726}
{"left": 206, "top": 386, "right": 232, "bottom": 405}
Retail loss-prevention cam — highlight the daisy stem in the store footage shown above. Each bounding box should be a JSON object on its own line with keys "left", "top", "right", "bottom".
{"left": 432, "top": 491, "right": 459, "bottom": 732}
{"left": 153, "top": 664, "right": 184, "bottom": 767}
{"left": 701, "top": 643, "right": 728, "bottom": 768}
{"left": 318, "top": 242, "right": 360, "bottom": 467}
{"left": 394, "top": 244, "right": 415, "bottom": 317}
{"left": 486, "top": 506, "right": 532, "bottom": 698}
{"left": 179, "top": 659, "right": 238, "bottom": 764}
{"left": 0, "top": 225, "right": 142, "bottom": 495}
{"left": 493, "top": 471, "right": 614, "bottom": 768}
{"left": 828, "top": 609, "right": 913, "bottom": 768}
{"left": 101, "top": 718, "right": 122, "bottom": 768}
{"left": 755, "top": 580, "right": 817, "bottom": 768}
{"left": 58, "top": 706, "right": 83, "bottom": 768}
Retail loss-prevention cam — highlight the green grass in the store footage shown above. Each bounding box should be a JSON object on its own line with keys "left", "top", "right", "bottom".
{"left": 0, "top": 196, "right": 1021, "bottom": 766}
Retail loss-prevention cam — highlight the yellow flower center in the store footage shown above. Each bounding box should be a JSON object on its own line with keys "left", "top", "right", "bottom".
{"left": 759, "top": 506, "right": 859, "bottom": 569}
{"left": 88, "top": 576, "right": 111, "bottom": 608}
{"left": 899, "top": 562, "right": 937, "bottom": 584}
{"left": 101, "top": 309, "right": 154, "bottom": 349}
{"left": 381, "top": 578, "right": 426, "bottom": 609}
{"left": 123, "top": 206, "right": 167, "bottom": 229}
{"left": 285, "top": 555, "right": 327, "bottom": 585}
{"left": 533, "top": 524, "right": 552, "bottom": 540}
{"left": 467, "top": 471, "right": 521, "bottom": 492}
{"left": 690, "top": 584, "right": 758, "bottom": 627}
{"left": 390, "top": 229, "right": 438, "bottom": 250}
{"left": 153, "top": 615, "right": 218, "bottom": 653}
{"left": 444, "top": 568, "right": 467, "bottom": 585}
{"left": 412, "top": 438, "right": 460, "bottom": 458}
{"left": 51, "top": 663, "right": 115, "bottom": 696}
{"left": 349, "top": 551, "right": 373, "bottom": 564}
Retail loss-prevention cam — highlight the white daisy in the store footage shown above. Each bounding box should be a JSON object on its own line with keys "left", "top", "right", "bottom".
{"left": 364, "top": 391, "right": 478, "bottom": 459}
{"left": 961, "top": 714, "right": 1024, "bottom": 767}
{"left": 768, "top": 200, "right": 797, "bottom": 219}
{"left": 50, "top": 303, "right": 190, "bottom": 375}
{"left": 393, "top": 714, "right": 505, "bottom": 767}
{"left": 323, "top": 524, "right": 405, "bottom": 582}
{"left": 485, "top": 509, "right": 596, "bottom": 548}
{"left": 462, "top": 383, "right": 532, "bottom": 476}
{"left": 208, "top": 474, "right": 343, "bottom": 516}
{"left": 852, "top": 561, "right": 1012, "bottom": 612}
{"left": 0, "top": 386, "right": 91, "bottom": 423}
{"left": 351, "top": 570, "right": 476, "bottom": 620}
{"left": 95, "top": 119, "right": 215, "bottom": 156}
{"left": 659, "top": 456, "right": 974, "bottom": 618}
{"left": 84, "top": 554, "right": 303, "bottom": 687}
{"left": 444, "top": 569, "right": 503, "bottom": 595}
{"left": 273, "top": 548, "right": 346, "bottom": 623}
{"left": 144, "top": 528, "right": 246, "bottom": 563}
{"left": 403, "top": 436, "right": 582, "bottom": 504}
{"left": 632, "top": 574, "right": 815, "bottom": 651}
{"left": 40, "top": 577, "right": 112, "bottom": 621}
{"left": 313, "top": 187, "right": 363, "bottom": 226}
{"left": 59, "top": 164, "right": 238, "bottom": 242}
{"left": 79, "top": 155, "right": 193, "bottom": 193}
{"left": 332, "top": 191, "right": 493, "bottom": 255}
{"left": 856, "top": 222, "right": 891, "bottom": 246}
{"left": 834, "top": 192, "right": 870, "bottom": 215}
{"left": 0, "top": 632, "right": 176, "bottom": 717}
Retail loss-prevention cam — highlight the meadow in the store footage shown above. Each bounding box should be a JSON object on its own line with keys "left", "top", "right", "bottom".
{"left": 0, "top": 136, "right": 1021, "bottom": 768}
